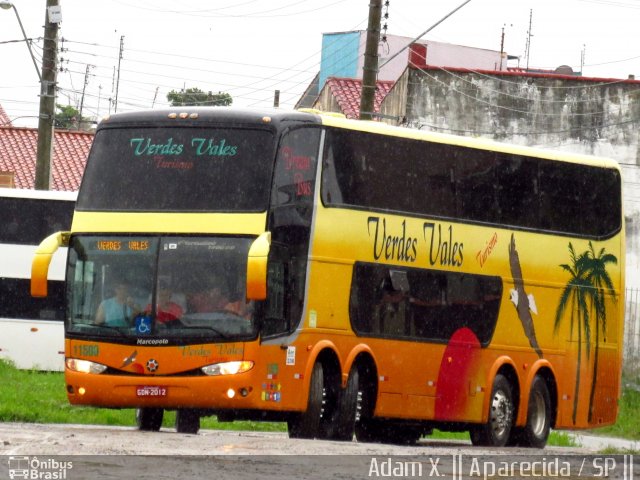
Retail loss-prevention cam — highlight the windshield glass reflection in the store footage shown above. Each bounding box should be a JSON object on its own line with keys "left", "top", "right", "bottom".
{"left": 67, "top": 235, "right": 256, "bottom": 341}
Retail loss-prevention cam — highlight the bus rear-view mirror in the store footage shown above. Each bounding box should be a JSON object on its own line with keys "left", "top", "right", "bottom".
{"left": 246, "top": 232, "right": 271, "bottom": 301}
{"left": 31, "top": 231, "right": 69, "bottom": 298}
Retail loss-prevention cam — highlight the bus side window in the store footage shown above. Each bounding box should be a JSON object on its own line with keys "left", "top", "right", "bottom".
{"left": 350, "top": 263, "right": 502, "bottom": 345}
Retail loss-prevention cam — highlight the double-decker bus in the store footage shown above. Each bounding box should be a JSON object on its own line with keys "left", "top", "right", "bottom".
{"left": 0, "top": 187, "right": 75, "bottom": 371}
{"left": 31, "top": 108, "right": 624, "bottom": 447}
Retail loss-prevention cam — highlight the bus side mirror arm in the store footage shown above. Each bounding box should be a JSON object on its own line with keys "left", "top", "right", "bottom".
{"left": 31, "top": 231, "right": 70, "bottom": 298}
{"left": 246, "top": 232, "right": 271, "bottom": 301}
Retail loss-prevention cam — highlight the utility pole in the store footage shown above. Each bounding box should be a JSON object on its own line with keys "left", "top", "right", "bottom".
{"left": 525, "top": 9, "right": 533, "bottom": 71}
{"left": 151, "top": 86, "right": 159, "bottom": 108}
{"left": 359, "top": 0, "right": 382, "bottom": 121}
{"left": 499, "top": 25, "right": 505, "bottom": 71}
{"left": 114, "top": 35, "right": 124, "bottom": 113}
{"left": 97, "top": 85, "right": 102, "bottom": 118}
{"left": 35, "top": 0, "right": 61, "bottom": 190}
{"left": 78, "top": 64, "right": 91, "bottom": 130}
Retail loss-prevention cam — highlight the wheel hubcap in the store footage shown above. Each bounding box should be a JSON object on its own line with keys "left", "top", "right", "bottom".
{"left": 530, "top": 390, "right": 546, "bottom": 437}
{"left": 490, "top": 390, "right": 512, "bottom": 438}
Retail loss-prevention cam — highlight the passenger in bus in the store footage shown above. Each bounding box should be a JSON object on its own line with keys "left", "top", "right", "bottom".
{"left": 374, "top": 277, "right": 408, "bottom": 335}
{"left": 188, "top": 280, "right": 230, "bottom": 313}
{"left": 95, "top": 279, "right": 141, "bottom": 327}
{"left": 224, "top": 288, "right": 253, "bottom": 318}
{"left": 146, "top": 280, "right": 184, "bottom": 324}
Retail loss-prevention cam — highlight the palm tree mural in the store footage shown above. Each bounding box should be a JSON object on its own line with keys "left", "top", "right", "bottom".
{"left": 584, "top": 242, "right": 617, "bottom": 422}
{"left": 554, "top": 242, "right": 617, "bottom": 425}
{"left": 554, "top": 243, "right": 591, "bottom": 425}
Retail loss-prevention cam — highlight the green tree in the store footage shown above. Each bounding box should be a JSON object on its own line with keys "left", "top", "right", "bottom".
{"left": 166, "top": 87, "right": 232, "bottom": 107}
{"left": 584, "top": 242, "right": 617, "bottom": 422}
{"left": 55, "top": 104, "right": 92, "bottom": 130}
{"left": 554, "top": 243, "right": 592, "bottom": 425}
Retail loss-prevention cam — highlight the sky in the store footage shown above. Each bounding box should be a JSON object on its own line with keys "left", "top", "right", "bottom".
{"left": 1, "top": 0, "right": 640, "bottom": 128}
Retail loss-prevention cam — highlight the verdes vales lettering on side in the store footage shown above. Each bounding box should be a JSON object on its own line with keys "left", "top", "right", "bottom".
{"left": 368, "top": 216, "right": 464, "bottom": 267}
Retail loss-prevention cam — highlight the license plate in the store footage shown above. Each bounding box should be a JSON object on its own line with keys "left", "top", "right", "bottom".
{"left": 136, "top": 386, "right": 168, "bottom": 397}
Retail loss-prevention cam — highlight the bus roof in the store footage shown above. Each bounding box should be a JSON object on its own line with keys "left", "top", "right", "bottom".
{"left": 97, "top": 107, "right": 322, "bottom": 130}
{"left": 0, "top": 187, "right": 77, "bottom": 201}
{"left": 319, "top": 113, "right": 621, "bottom": 171}
{"left": 96, "top": 107, "right": 620, "bottom": 172}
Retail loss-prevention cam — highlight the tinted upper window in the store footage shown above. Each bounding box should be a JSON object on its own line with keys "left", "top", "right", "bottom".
{"left": 0, "top": 278, "right": 65, "bottom": 320}
{"left": 77, "top": 127, "right": 276, "bottom": 212}
{"left": 321, "top": 127, "right": 621, "bottom": 239}
{"left": 0, "top": 197, "right": 74, "bottom": 245}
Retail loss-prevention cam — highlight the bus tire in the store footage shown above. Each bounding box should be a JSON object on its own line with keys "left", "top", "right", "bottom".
{"left": 512, "top": 376, "right": 551, "bottom": 448}
{"left": 176, "top": 408, "right": 200, "bottom": 434}
{"left": 470, "top": 374, "right": 514, "bottom": 447}
{"left": 354, "top": 365, "right": 379, "bottom": 443}
{"left": 288, "top": 362, "right": 324, "bottom": 439}
{"left": 325, "top": 365, "right": 359, "bottom": 441}
{"left": 136, "top": 407, "right": 163, "bottom": 431}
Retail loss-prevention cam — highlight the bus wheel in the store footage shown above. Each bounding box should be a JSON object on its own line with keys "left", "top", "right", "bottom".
{"left": 470, "top": 374, "right": 514, "bottom": 447}
{"left": 176, "top": 408, "right": 200, "bottom": 434}
{"left": 513, "top": 376, "right": 551, "bottom": 448}
{"left": 136, "top": 407, "right": 163, "bottom": 431}
{"left": 325, "top": 365, "right": 359, "bottom": 441}
{"left": 288, "top": 362, "right": 324, "bottom": 439}
{"left": 354, "top": 368, "right": 379, "bottom": 443}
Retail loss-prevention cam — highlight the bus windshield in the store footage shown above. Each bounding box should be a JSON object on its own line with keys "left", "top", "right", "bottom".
{"left": 66, "top": 235, "right": 256, "bottom": 342}
{"left": 77, "top": 127, "right": 276, "bottom": 212}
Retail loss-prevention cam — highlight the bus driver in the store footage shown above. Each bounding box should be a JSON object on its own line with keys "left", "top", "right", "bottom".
{"left": 96, "top": 279, "right": 141, "bottom": 327}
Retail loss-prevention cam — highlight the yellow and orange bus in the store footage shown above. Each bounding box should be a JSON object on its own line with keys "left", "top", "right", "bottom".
{"left": 32, "top": 108, "right": 624, "bottom": 447}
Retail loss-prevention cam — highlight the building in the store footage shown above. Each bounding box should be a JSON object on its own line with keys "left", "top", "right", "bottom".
{"left": 297, "top": 31, "right": 507, "bottom": 109}
{"left": 311, "top": 77, "right": 394, "bottom": 119}
{"left": 0, "top": 121, "right": 92, "bottom": 190}
{"left": 0, "top": 104, "right": 11, "bottom": 126}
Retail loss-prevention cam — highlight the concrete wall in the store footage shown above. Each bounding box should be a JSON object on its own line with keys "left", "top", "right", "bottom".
{"left": 380, "top": 66, "right": 640, "bottom": 286}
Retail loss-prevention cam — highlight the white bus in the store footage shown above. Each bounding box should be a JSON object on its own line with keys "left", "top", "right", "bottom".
{"left": 0, "top": 188, "right": 76, "bottom": 371}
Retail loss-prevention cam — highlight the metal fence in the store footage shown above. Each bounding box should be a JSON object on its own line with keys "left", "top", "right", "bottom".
{"left": 624, "top": 288, "right": 640, "bottom": 376}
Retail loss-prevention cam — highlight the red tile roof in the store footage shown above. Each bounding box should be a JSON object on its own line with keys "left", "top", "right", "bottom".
{"left": 0, "top": 105, "right": 10, "bottom": 126}
{"left": 0, "top": 126, "right": 92, "bottom": 191}
{"left": 325, "top": 77, "right": 394, "bottom": 119}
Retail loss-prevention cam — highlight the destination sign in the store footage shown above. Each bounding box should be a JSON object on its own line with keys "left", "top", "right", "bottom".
{"left": 94, "top": 240, "right": 151, "bottom": 252}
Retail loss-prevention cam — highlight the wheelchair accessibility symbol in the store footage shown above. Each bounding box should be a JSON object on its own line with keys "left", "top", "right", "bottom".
{"left": 135, "top": 315, "right": 152, "bottom": 335}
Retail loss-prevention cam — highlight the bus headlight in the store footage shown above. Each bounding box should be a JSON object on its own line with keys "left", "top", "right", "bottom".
{"left": 201, "top": 361, "right": 254, "bottom": 376}
{"left": 66, "top": 358, "right": 108, "bottom": 374}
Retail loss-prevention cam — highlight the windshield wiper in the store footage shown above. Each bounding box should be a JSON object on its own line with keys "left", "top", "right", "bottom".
{"left": 72, "top": 323, "right": 127, "bottom": 337}
{"left": 175, "top": 324, "right": 230, "bottom": 339}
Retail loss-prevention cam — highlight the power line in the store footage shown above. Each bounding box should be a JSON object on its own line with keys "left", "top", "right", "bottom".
{"left": 110, "top": 0, "right": 351, "bottom": 18}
